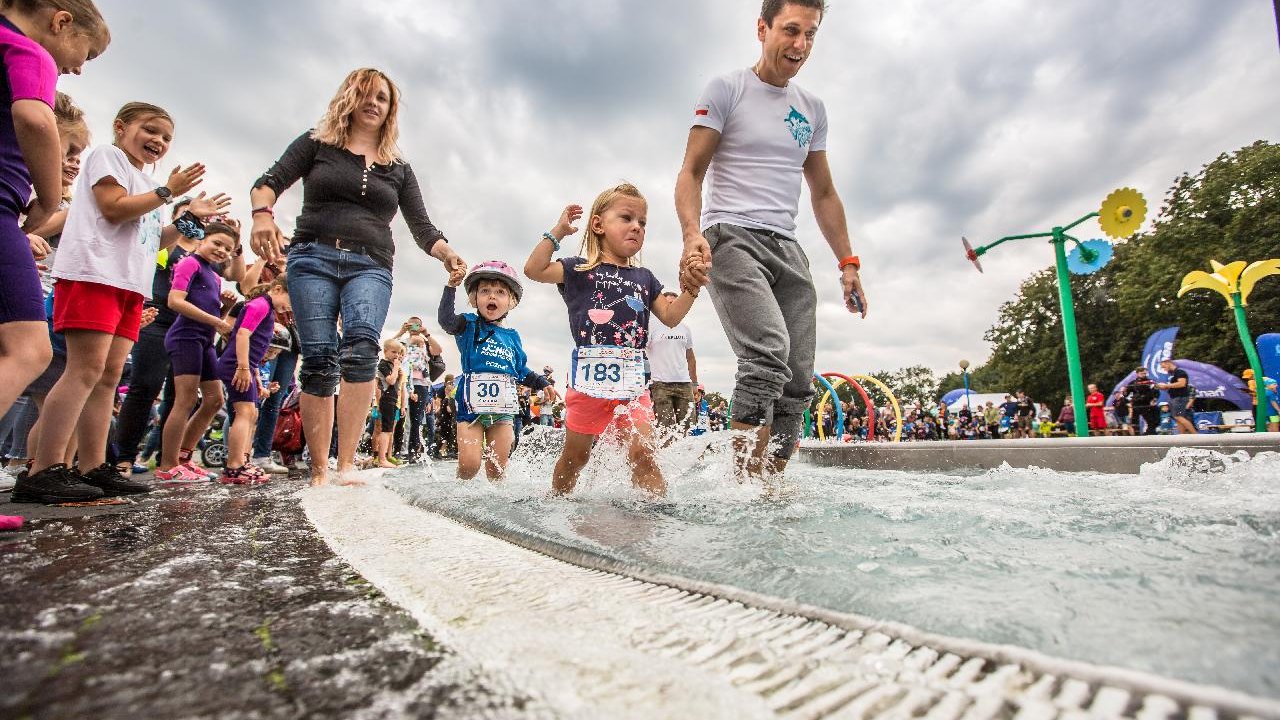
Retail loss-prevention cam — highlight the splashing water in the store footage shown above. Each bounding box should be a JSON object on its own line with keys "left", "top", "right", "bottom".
{"left": 385, "top": 430, "right": 1280, "bottom": 698}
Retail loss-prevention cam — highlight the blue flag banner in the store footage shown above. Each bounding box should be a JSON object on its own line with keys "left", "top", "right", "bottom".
{"left": 1110, "top": 358, "right": 1252, "bottom": 410}
{"left": 1258, "top": 333, "right": 1280, "bottom": 385}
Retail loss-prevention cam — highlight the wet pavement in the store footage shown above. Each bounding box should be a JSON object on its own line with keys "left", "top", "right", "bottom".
{"left": 0, "top": 475, "right": 540, "bottom": 719}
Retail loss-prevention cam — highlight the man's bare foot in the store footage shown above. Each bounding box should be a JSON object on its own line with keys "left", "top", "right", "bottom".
{"left": 310, "top": 465, "right": 328, "bottom": 487}
{"left": 377, "top": 460, "right": 397, "bottom": 469}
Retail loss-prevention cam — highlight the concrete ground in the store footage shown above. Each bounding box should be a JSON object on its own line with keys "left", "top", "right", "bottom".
{"left": 0, "top": 472, "right": 538, "bottom": 719}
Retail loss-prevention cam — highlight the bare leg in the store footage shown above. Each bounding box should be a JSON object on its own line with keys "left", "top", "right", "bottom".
{"left": 75, "top": 336, "right": 134, "bottom": 471}
{"left": 0, "top": 322, "right": 52, "bottom": 421}
{"left": 159, "top": 375, "right": 201, "bottom": 471}
{"left": 1175, "top": 416, "right": 1198, "bottom": 435}
{"left": 626, "top": 421, "right": 665, "bottom": 496}
{"left": 29, "top": 330, "right": 113, "bottom": 473}
{"left": 300, "top": 392, "right": 335, "bottom": 486}
{"left": 551, "top": 430, "right": 596, "bottom": 495}
{"left": 455, "top": 421, "right": 483, "bottom": 480}
{"left": 483, "top": 423, "right": 514, "bottom": 480}
{"left": 179, "top": 381, "right": 225, "bottom": 463}
{"left": 226, "top": 402, "right": 258, "bottom": 469}
{"left": 730, "top": 421, "right": 770, "bottom": 481}
{"left": 335, "top": 379, "right": 374, "bottom": 475}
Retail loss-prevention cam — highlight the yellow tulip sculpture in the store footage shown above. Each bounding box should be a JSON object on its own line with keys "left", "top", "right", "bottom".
{"left": 1178, "top": 259, "right": 1280, "bottom": 431}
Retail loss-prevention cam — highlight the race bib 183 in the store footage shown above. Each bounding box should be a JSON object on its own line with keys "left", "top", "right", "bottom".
{"left": 466, "top": 372, "right": 519, "bottom": 414}
{"left": 571, "top": 346, "right": 645, "bottom": 400}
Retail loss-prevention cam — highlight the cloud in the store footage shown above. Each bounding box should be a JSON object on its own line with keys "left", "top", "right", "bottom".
{"left": 62, "top": 0, "right": 1280, "bottom": 396}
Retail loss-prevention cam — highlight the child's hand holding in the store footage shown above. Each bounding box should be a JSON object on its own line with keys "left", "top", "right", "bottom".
{"left": 681, "top": 253, "right": 708, "bottom": 295}
{"left": 552, "top": 204, "right": 583, "bottom": 239}
{"left": 447, "top": 263, "right": 466, "bottom": 288}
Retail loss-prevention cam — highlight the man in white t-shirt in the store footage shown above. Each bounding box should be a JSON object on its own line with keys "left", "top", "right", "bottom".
{"left": 647, "top": 290, "right": 698, "bottom": 435}
{"left": 675, "top": 0, "right": 866, "bottom": 478}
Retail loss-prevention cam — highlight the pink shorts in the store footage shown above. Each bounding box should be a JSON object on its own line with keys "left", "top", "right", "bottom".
{"left": 563, "top": 387, "right": 654, "bottom": 436}
{"left": 53, "top": 280, "right": 144, "bottom": 342}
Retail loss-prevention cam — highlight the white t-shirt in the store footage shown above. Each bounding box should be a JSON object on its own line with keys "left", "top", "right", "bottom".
{"left": 52, "top": 144, "right": 164, "bottom": 297}
{"left": 693, "top": 68, "right": 828, "bottom": 239}
{"left": 647, "top": 319, "right": 694, "bottom": 383}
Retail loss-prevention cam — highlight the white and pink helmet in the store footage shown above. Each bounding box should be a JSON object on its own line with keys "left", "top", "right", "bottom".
{"left": 464, "top": 260, "right": 523, "bottom": 304}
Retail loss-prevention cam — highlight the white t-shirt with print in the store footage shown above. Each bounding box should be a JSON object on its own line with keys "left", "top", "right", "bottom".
{"left": 52, "top": 144, "right": 164, "bottom": 297}
{"left": 647, "top": 318, "right": 694, "bottom": 383}
{"left": 693, "top": 68, "right": 828, "bottom": 239}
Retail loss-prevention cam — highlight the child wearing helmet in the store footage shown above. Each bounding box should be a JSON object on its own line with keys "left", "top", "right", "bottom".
{"left": 439, "top": 260, "right": 557, "bottom": 480}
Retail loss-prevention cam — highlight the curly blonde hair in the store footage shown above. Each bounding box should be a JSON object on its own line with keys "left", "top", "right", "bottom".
{"left": 576, "top": 182, "right": 646, "bottom": 272}
{"left": 311, "top": 68, "right": 401, "bottom": 165}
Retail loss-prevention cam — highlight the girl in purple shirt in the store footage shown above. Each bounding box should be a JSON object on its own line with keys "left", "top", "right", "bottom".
{"left": 0, "top": 0, "right": 107, "bottom": 449}
{"left": 155, "top": 222, "right": 237, "bottom": 485}
{"left": 218, "top": 275, "right": 291, "bottom": 484}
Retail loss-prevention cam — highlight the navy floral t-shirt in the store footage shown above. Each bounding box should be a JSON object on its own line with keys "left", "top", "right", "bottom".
{"left": 557, "top": 258, "right": 664, "bottom": 348}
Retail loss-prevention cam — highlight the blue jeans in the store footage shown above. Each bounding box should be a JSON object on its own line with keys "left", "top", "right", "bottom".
{"left": 252, "top": 350, "right": 298, "bottom": 458}
{"left": 287, "top": 243, "right": 393, "bottom": 397}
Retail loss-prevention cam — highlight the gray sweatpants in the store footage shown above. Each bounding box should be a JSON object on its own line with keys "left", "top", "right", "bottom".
{"left": 705, "top": 223, "right": 817, "bottom": 458}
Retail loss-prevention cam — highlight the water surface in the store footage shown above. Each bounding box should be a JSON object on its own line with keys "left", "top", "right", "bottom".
{"left": 386, "top": 430, "right": 1280, "bottom": 697}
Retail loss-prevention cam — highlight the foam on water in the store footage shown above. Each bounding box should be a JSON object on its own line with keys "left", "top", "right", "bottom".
{"left": 384, "top": 430, "right": 1280, "bottom": 698}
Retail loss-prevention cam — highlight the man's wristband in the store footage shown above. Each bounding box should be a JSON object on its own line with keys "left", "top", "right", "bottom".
{"left": 251, "top": 206, "right": 274, "bottom": 218}
{"left": 838, "top": 255, "right": 861, "bottom": 271}
{"left": 542, "top": 232, "right": 560, "bottom": 252}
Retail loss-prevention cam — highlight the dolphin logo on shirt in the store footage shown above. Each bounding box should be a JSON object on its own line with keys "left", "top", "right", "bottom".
{"left": 785, "top": 106, "right": 813, "bottom": 149}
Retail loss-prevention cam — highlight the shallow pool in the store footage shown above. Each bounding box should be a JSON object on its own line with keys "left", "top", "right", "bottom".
{"left": 384, "top": 429, "right": 1280, "bottom": 698}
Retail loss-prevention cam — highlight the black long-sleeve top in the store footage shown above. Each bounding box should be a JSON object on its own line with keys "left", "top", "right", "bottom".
{"left": 253, "top": 131, "right": 446, "bottom": 270}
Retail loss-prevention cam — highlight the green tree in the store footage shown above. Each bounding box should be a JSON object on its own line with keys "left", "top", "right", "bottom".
{"left": 968, "top": 141, "right": 1279, "bottom": 407}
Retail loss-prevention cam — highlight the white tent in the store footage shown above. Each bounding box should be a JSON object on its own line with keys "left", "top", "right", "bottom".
{"left": 946, "top": 392, "right": 1011, "bottom": 413}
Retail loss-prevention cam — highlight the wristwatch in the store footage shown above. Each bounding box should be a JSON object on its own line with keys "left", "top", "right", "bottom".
{"left": 154, "top": 186, "right": 174, "bottom": 204}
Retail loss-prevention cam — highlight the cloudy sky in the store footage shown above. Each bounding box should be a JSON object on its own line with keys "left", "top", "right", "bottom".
{"left": 58, "top": 0, "right": 1280, "bottom": 391}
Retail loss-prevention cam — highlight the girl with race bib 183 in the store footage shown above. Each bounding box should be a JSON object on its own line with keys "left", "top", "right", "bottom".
{"left": 524, "top": 183, "right": 702, "bottom": 497}
{"left": 438, "top": 260, "right": 555, "bottom": 481}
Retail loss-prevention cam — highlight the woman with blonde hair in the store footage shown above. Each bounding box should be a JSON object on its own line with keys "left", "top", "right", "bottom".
{"left": 249, "top": 68, "right": 466, "bottom": 485}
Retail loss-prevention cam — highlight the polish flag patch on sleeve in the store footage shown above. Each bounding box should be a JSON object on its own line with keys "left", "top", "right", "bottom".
{"left": 694, "top": 105, "right": 710, "bottom": 116}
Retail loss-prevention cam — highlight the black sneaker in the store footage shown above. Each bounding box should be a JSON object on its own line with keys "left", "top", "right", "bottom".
{"left": 78, "top": 463, "right": 152, "bottom": 497}
{"left": 10, "top": 464, "right": 104, "bottom": 504}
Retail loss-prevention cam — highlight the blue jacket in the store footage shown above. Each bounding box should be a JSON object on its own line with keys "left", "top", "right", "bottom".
{"left": 438, "top": 285, "right": 549, "bottom": 392}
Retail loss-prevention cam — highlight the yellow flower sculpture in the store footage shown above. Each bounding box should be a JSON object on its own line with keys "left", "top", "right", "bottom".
{"left": 1177, "top": 257, "right": 1280, "bottom": 432}
{"left": 1178, "top": 259, "right": 1280, "bottom": 306}
{"left": 1098, "top": 187, "right": 1147, "bottom": 239}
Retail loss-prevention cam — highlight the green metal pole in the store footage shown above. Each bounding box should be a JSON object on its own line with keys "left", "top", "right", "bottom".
{"left": 1231, "top": 293, "right": 1269, "bottom": 432}
{"left": 1052, "top": 228, "right": 1090, "bottom": 437}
